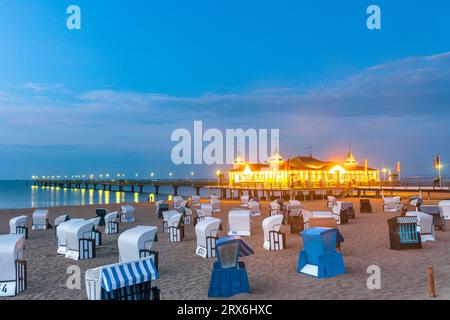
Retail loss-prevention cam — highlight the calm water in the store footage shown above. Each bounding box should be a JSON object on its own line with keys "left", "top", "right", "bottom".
{"left": 0, "top": 180, "right": 210, "bottom": 209}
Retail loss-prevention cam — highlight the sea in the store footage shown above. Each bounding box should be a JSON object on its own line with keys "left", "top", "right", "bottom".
{"left": 0, "top": 180, "right": 211, "bottom": 210}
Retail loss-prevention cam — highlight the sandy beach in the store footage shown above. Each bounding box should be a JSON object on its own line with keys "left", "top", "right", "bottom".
{"left": 2, "top": 196, "right": 450, "bottom": 300}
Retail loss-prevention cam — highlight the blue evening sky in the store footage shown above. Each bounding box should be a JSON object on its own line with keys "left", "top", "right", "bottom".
{"left": 0, "top": 0, "right": 449, "bottom": 179}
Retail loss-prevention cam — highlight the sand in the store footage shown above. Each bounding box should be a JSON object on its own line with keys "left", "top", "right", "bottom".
{"left": 1, "top": 197, "right": 450, "bottom": 300}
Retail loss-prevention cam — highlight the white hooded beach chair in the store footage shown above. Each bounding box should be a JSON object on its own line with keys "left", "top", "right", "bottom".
{"left": 383, "top": 196, "right": 403, "bottom": 212}
{"left": 56, "top": 219, "right": 84, "bottom": 254}
{"left": 302, "top": 210, "right": 335, "bottom": 230}
{"left": 240, "top": 194, "right": 249, "bottom": 208}
{"left": 210, "top": 198, "right": 221, "bottom": 213}
{"left": 54, "top": 214, "right": 70, "bottom": 228}
{"left": 270, "top": 201, "right": 281, "bottom": 216}
{"left": 420, "top": 205, "right": 446, "bottom": 231}
{"left": 327, "top": 196, "right": 337, "bottom": 208}
{"left": 191, "top": 195, "right": 201, "bottom": 208}
{"left": 32, "top": 209, "right": 50, "bottom": 230}
{"left": 168, "top": 213, "right": 184, "bottom": 242}
{"left": 199, "top": 203, "right": 213, "bottom": 216}
{"left": 9, "top": 215, "right": 29, "bottom": 238}
{"left": 120, "top": 206, "right": 136, "bottom": 223}
{"left": 183, "top": 207, "right": 193, "bottom": 225}
{"left": 0, "top": 234, "right": 27, "bottom": 297}
{"left": 195, "top": 217, "right": 222, "bottom": 258}
{"left": 406, "top": 211, "right": 435, "bottom": 242}
{"left": 248, "top": 200, "right": 261, "bottom": 216}
{"left": 85, "top": 256, "right": 159, "bottom": 300}
{"left": 228, "top": 210, "right": 251, "bottom": 236}
{"left": 439, "top": 200, "right": 450, "bottom": 220}
{"left": 88, "top": 217, "right": 102, "bottom": 245}
{"left": 262, "top": 215, "right": 285, "bottom": 251}
{"left": 162, "top": 210, "right": 179, "bottom": 233}
{"left": 118, "top": 226, "right": 158, "bottom": 269}
{"left": 65, "top": 220, "right": 96, "bottom": 260}
{"left": 104, "top": 211, "right": 119, "bottom": 234}
{"left": 331, "top": 204, "right": 348, "bottom": 225}
{"left": 172, "top": 196, "right": 184, "bottom": 210}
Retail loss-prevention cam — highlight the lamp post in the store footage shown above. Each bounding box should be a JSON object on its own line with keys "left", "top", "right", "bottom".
{"left": 169, "top": 172, "right": 173, "bottom": 183}
{"left": 150, "top": 172, "right": 154, "bottom": 180}
{"left": 191, "top": 171, "right": 194, "bottom": 184}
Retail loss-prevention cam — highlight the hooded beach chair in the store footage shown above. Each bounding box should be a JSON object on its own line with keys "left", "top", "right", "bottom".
{"left": 0, "top": 234, "right": 27, "bottom": 297}
{"left": 167, "top": 212, "right": 184, "bottom": 242}
{"left": 88, "top": 217, "right": 102, "bottom": 246}
{"left": 9, "top": 215, "right": 29, "bottom": 239}
{"left": 327, "top": 196, "right": 337, "bottom": 208}
{"left": 56, "top": 219, "right": 85, "bottom": 254}
{"left": 195, "top": 217, "right": 222, "bottom": 258}
{"left": 32, "top": 210, "right": 51, "bottom": 230}
{"left": 228, "top": 209, "right": 251, "bottom": 236}
{"left": 240, "top": 194, "right": 249, "bottom": 208}
{"left": 210, "top": 198, "right": 221, "bottom": 213}
{"left": 387, "top": 216, "right": 422, "bottom": 250}
{"left": 270, "top": 201, "right": 281, "bottom": 216}
{"left": 297, "top": 227, "right": 346, "bottom": 278}
{"left": 208, "top": 235, "right": 254, "bottom": 298}
{"left": 287, "top": 204, "right": 303, "bottom": 233}
{"left": 262, "top": 215, "right": 285, "bottom": 251}
{"left": 332, "top": 204, "right": 348, "bottom": 225}
{"left": 383, "top": 196, "right": 403, "bottom": 212}
{"left": 337, "top": 202, "right": 355, "bottom": 219}
{"left": 191, "top": 195, "right": 201, "bottom": 208}
{"left": 120, "top": 205, "right": 136, "bottom": 223}
{"left": 360, "top": 199, "right": 372, "bottom": 213}
{"left": 405, "top": 211, "right": 435, "bottom": 242}
{"left": 54, "top": 214, "right": 70, "bottom": 237}
{"left": 183, "top": 207, "right": 193, "bottom": 225}
{"left": 85, "top": 256, "right": 159, "bottom": 300}
{"left": 64, "top": 220, "right": 97, "bottom": 260}
{"left": 104, "top": 211, "right": 119, "bottom": 234}
{"left": 248, "top": 200, "right": 261, "bottom": 216}
{"left": 420, "top": 205, "right": 446, "bottom": 231}
{"left": 172, "top": 196, "right": 184, "bottom": 210}
{"left": 162, "top": 210, "right": 179, "bottom": 233}
{"left": 439, "top": 200, "right": 450, "bottom": 220}
{"left": 118, "top": 226, "right": 158, "bottom": 270}
{"left": 155, "top": 201, "right": 169, "bottom": 219}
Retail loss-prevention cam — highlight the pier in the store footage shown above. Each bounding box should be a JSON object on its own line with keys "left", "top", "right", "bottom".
{"left": 33, "top": 178, "right": 449, "bottom": 200}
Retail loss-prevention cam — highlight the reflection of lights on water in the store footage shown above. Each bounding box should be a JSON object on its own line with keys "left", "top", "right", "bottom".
{"left": 81, "top": 189, "right": 85, "bottom": 206}
{"left": 89, "top": 190, "right": 94, "bottom": 205}
{"left": 149, "top": 194, "right": 155, "bottom": 202}
{"left": 98, "top": 190, "right": 104, "bottom": 205}
{"left": 105, "top": 190, "right": 110, "bottom": 204}
{"left": 134, "top": 193, "right": 139, "bottom": 203}
{"left": 116, "top": 192, "right": 121, "bottom": 204}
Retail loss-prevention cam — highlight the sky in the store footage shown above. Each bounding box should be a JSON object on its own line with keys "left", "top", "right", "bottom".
{"left": 0, "top": 0, "right": 449, "bottom": 179}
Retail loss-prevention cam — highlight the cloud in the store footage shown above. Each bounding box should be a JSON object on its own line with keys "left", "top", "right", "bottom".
{"left": 0, "top": 52, "right": 449, "bottom": 177}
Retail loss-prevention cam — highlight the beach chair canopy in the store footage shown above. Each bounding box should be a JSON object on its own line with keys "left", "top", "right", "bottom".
{"left": 118, "top": 226, "right": 158, "bottom": 263}
{"left": 104, "top": 211, "right": 118, "bottom": 224}
{"left": 262, "top": 215, "right": 284, "bottom": 242}
{"left": 163, "top": 210, "right": 179, "bottom": 223}
{"left": 196, "top": 208, "right": 213, "bottom": 217}
{"left": 439, "top": 200, "right": 450, "bottom": 219}
{"left": 195, "top": 217, "right": 222, "bottom": 248}
{"left": 9, "top": 215, "right": 28, "bottom": 234}
{"left": 66, "top": 220, "right": 95, "bottom": 251}
{"left": 384, "top": 196, "right": 401, "bottom": 203}
{"left": 210, "top": 194, "right": 220, "bottom": 200}
{"left": 420, "top": 205, "right": 443, "bottom": 217}
{"left": 168, "top": 213, "right": 183, "bottom": 228}
{"left": 216, "top": 235, "right": 254, "bottom": 269}
{"left": 406, "top": 211, "right": 433, "bottom": 236}
{"left": 270, "top": 201, "right": 280, "bottom": 210}
{"left": 301, "top": 228, "right": 337, "bottom": 265}
{"left": 228, "top": 210, "right": 251, "bottom": 236}
{"left": 191, "top": 195, "right": 201, "bottom": 204}
{"left": 86, "top": 256, "right": 158, "bottom": 296}
{"left": 54, "top": 214, "right": 70, "bottom": 227}
{"left": 0, "top": 234, "right": 25, "bottom": 282}
{"left": 327, "top": 196, "right": 336, "bottom": 202}
{"left": 89, "top": 217, "right": 101, "bottom": 229}
{"left": 32, "top": 210, "right": 49, "bottom": 225}
{"left": 57, "top": 219, "right": 85, "bottom": 247}
{"left": 120, "top": 205, "right": 135, "bottom": 215}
